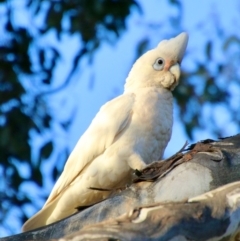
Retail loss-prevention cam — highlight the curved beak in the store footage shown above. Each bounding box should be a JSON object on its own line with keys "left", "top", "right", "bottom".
{"left": 169, "top": 63, "right": 181, "bottom": 82}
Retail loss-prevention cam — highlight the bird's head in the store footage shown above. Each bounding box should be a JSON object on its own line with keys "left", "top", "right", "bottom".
{"left": 125, "top": 32, "right": 188, "bottom": 91}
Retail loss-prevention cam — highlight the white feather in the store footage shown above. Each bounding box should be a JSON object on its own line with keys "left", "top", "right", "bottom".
{"left": 22, "top": 32, "right": 188, "bottom": 232}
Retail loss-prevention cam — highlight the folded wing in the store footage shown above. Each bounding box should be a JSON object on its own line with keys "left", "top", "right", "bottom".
{"left": 22, "top": 93, "right": 135, "bottom": 231}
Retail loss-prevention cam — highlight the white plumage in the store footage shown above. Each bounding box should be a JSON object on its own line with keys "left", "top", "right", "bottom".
{"left": 22, "top": 32, "right": 188, "bottom": 231}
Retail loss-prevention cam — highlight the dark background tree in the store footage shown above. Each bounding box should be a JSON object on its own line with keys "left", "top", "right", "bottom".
{"left": 0, "top": 0, "right": 239, "bottom": 236}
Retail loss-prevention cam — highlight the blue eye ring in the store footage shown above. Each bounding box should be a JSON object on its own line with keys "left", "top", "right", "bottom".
{"left": 153, "top": 57, "right": 165, "bottom": 71}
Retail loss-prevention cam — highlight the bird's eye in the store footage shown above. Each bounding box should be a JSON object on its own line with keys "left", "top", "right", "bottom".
{"left": 153, "top": 57, "right": 165, "bottom": 71}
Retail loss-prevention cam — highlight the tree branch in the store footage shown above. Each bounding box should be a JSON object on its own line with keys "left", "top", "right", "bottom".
{"left": 1, "top": 134, "right": 240, "bottom": 241}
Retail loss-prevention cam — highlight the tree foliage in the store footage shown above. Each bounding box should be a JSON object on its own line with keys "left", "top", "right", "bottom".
{"left": 0, "top": 0, "right": 240, "bottom": 236}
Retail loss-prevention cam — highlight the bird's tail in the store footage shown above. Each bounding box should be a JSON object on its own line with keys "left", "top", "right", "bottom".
{"left": 22, "top": 197, "right": 59, "bottom": 232}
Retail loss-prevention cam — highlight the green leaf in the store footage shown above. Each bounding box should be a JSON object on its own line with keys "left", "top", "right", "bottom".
{"left": 206, "top": 41, "right": 212, "bottom": 59}
{"left": 136, "top": 38, "right": 149, "bottom": 58}
{"left": 31, "top": 166, "right": 43, "bottom": 187}
{"left": 223, "top": 35, "right": 240, "bottom": 50}
{"left": 40, "top": 141, "right": 53, "bottom": 159}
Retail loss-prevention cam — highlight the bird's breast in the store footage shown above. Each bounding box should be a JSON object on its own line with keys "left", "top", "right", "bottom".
{"left": 130, "top": 87, "right": 173, "bottom": 163}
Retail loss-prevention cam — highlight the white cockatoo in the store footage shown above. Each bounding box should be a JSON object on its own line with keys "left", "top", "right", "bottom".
{"left": 22, "top": 32, "right": 188, "bottom": 232}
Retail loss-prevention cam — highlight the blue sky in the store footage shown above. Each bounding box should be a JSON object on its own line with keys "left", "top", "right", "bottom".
{"left": 1, "top": 0, "right": 240, "bottom": 236}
